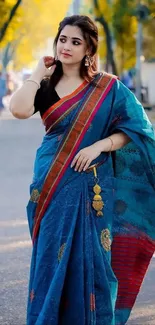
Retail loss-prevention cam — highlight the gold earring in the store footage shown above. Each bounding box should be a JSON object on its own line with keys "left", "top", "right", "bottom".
{"left": 85, "top": 55, "right": 90, "bottom": 67}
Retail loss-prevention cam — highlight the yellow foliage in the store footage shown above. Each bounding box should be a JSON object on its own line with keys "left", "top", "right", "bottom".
{"left": 0, "top": 1, "right": 23, "bottom": 47}
{"left": 1, "top": 0, "right": 72, "bottom": 70}
{"left": 14, "top": 0, "right": 71, "bottom": 69}
{"left": 97, "top": 23, "right": 106, "bottom": 64}
{"left": 96, "top": 0, "right": 112, "bottom": 21}
{"left": 82, "top": 0, "right": 108, "bottom": 63}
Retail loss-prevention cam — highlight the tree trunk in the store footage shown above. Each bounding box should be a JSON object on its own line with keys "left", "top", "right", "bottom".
{"left": 95, "top": 16, "right": 117, "bottom": 75}
{"left": 0, "top": 0, "right": 22, "bottom": 43}
{"left": 2, "top": 42, "right": 15, "bottom": 69}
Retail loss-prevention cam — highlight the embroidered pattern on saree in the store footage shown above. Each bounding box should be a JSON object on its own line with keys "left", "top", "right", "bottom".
{"left": 30, "top": 289, "right": 35, "bottom": 303}
{"left": 90, "top": 293, "right": 96, "bottom": 311}
{"left": 101, "top": 229, "right": 112, "bottom": 251}
{"left": 58, "top": 243, "right": 66, "bottom": 262}
{"left": 32, "top": 73, "right": 117, "bottom": 242}
{"left": 30, "top": 189, "right": 40, "bottom": 203}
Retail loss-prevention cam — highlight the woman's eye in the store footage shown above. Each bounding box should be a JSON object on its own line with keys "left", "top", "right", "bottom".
{"left": 73, "top": 41, "right": 80, "bottom": 45}
{"left": 60, "top": 38, "right": 66, "bottom": 43}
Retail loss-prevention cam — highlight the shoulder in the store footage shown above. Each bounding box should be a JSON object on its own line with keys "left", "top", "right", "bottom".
{"left": 113, "top": 79, "right": 137, "bottom": 102}
{"left": 98, "top": 72, "right": 119, "bottom": 90}
{"left": 99, "top": 71, "right": 132, "bottom": 95}
{"left": 99, "top": 71, "right": 118, "bottom": 81}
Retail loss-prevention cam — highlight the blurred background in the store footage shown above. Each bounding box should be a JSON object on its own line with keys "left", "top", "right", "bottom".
{"left": 0, "top": 1, "right": 155, "bottom": 325}
{"left": 0, "top": 0, "right": 155, "bottom": 114}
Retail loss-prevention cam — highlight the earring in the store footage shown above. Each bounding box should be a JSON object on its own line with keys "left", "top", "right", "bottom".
{"left": 85, "top": 55, "right": 90, "bottom": 67}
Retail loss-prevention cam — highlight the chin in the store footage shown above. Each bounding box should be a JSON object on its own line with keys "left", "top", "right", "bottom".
{"left": 61, "top": 60, "right": 74, "bottom": 65}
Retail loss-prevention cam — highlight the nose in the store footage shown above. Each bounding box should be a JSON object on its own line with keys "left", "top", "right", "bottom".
{"left": 63, "top": 40, "right": 71, "bottom": 52}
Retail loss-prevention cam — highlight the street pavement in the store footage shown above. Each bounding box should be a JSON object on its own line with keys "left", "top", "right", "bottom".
{"left": 0, "top": 111, "right": 155, "bottom": 325}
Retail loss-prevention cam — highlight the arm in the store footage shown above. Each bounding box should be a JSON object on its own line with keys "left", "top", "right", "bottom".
{"left": 71, "top": 132, "right": 130, "bottom": 172}
{"left": 9, "top": 56, "right": 56, "bottom": 119}
{"left": 94, "top": 132, "right": 131, "bottom": 153}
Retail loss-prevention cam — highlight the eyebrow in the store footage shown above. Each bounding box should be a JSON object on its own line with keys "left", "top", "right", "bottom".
{"left": 60, "top": 35, "right": 83, "bottom": 41}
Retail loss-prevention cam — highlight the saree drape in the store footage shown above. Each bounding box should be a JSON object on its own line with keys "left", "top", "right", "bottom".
{"left": 27, "top": 73, "right": 155, "bottom": 325}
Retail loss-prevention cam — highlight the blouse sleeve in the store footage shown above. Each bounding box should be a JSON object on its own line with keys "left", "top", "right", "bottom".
{"left": 33, "top": 79, "right": 47, "bottom": 114}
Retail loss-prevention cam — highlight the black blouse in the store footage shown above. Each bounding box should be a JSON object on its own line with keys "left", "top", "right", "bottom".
{"left": 34, "top": 79, "right": 60, "bottom": 117}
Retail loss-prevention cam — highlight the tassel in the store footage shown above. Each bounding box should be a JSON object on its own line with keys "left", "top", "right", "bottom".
{"left": 92, "top": 167, "right": 104, "bottom": 216}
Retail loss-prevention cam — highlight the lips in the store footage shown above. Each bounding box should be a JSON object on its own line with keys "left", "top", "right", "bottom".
{"left": 62, "top": 53, "right": 72, "bottom": 57}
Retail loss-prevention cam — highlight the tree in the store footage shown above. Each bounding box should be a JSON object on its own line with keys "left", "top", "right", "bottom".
{"left": 112, "top": 0, "right": 137, "bottom": 73}
{"left": 88, "top": 0, "right": 155, "bottom": 74}
{"left": 113, "top": 0, "right": 155, "bottom": 73}
{"left": 13, "top": 0, "right": 72, "bottom": 70}
{"left": 92, "top": 0, "right": 117, "bottom": 74}
{"left": 0, "top": 0, "right": 22, "bottom": 43}
{"left": 0, "top": 0, "right": 72, "bottom": 71}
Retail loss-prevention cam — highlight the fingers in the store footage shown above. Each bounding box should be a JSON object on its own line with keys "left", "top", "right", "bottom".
{"left": 83, "top": 160, "right": 91, "bottom": 171}
{"left": 77, "top": 157, "right": 88, "bottom": 172}
{"left": 43, "top": 56, "right": 55, "bottom": 68}
{"left": 46, "top": 64, "right": 56, "bottom": 76}
{"left": 74, "top": 154, "right": 83, "bottom": 171}
{"left": 71, "top": 153, "right": 91, "bottom": 172}
{"left": 71, "top": 152, "right": 81, "bottom": 168}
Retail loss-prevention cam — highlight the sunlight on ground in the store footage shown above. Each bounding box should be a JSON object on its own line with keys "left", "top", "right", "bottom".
{"left": 0, "top": 240, "right": 31, "bottom": 252}
{"left": 0, "top": 219, "right": 28, "bottom": 227}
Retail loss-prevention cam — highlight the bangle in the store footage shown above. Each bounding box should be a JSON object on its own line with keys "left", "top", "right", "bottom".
{"left": 25, "top": 79, "right": 40, "bottom": 89}
{"left": 107, "top": 137, "right": 114, "bottom": 153}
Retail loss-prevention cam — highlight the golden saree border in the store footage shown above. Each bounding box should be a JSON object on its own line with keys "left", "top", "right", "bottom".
{"left": 32, "top": 73, "right": 117, "bottom": 243}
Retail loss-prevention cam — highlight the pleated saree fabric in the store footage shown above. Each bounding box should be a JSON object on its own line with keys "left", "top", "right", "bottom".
{"left": 26, "top": 72, "right": 155, "bottom": 325}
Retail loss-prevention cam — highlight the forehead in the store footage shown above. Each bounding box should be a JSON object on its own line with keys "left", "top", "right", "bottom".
{"left": 60, "top": 25, "right": 84, "bottom": 39}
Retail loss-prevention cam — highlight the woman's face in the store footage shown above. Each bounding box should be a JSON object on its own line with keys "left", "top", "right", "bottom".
{"left": 56, "top": 25, "right": 88, "bottom": 66}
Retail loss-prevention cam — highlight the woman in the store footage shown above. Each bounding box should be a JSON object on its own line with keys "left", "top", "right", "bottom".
{"left": 10, "top": 15, "right": 155, "bottom": 325}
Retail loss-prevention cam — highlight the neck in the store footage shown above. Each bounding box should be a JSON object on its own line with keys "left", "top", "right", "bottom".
{"left": 62, "top": 63, "right": 81, "bottom": 80}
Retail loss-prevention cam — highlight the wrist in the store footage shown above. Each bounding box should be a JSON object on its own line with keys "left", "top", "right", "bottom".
{"left": 94, "top": 138, "right": 113, "bottom": 153}
{"left": 92, "top": 141, "right": 102, "bottom": 153}
{"left": 30, "top": 71, "right": 44, "bottom": 83}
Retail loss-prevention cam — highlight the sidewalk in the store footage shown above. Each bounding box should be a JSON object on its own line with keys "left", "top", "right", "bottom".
{"left": 1, "top": 107, "right": 155, "bottom": 124}
{"left": 0, "top": 108, "right": 40, "bottom": 120}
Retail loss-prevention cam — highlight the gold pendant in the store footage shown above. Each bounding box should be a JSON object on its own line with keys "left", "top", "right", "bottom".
{"left": 92, "top": 167, "right": 104, "bottom": 217}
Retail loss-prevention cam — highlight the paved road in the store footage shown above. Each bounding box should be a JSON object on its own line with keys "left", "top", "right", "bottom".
{"left": 0, "top": 115, "right": 154, "bottom": 325}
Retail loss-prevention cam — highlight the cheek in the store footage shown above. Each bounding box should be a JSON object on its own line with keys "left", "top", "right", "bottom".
{"left": 74, "top": 47, "right": 85, "bottom": 59}
{"left": 56, "top": 42, "right": 63, "bottom": 54}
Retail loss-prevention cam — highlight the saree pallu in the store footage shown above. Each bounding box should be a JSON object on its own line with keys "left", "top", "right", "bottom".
{"left": 27, "top": 73, "right": 155, "bottom": 325}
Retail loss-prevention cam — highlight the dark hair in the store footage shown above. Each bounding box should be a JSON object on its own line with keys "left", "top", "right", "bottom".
{"left": 48, "top": 15, "right": 99, "bottom": 89}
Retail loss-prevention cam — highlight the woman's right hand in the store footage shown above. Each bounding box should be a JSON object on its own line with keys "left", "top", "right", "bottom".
{"left": 33, "top": 56, "right": 56, "bottom": 80}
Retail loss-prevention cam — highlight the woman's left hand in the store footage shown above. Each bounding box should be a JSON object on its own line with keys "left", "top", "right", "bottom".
{"left": 71, "top": 142, "right": 102, "bottom": 172}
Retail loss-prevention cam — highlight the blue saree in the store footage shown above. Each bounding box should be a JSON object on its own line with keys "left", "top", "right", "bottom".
{"left": 26, "top": 73, "right": 155, "bottom": 325}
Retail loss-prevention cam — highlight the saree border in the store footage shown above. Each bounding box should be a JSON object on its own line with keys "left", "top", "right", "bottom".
{"left": 46, "top": 101, "right": 80, "bottom": 134}
{"left": 42, "top": 80, "right": 88, "bottom": 123}
{"left": 32, "top": 73, "right": 117, "bottom": 242}
{"left": 112, "top": 232, "right": 155, "bottom": 310}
